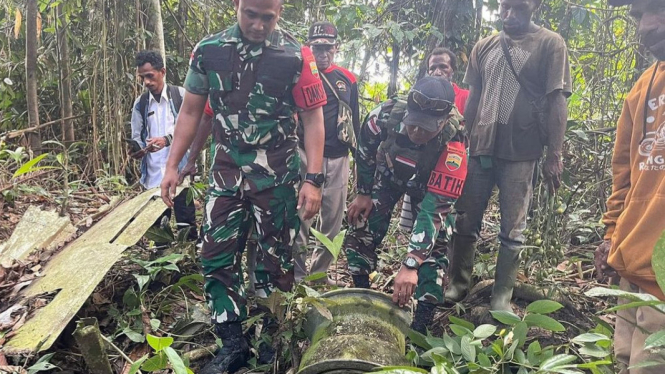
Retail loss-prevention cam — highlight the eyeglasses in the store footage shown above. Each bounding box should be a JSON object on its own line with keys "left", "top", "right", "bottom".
{"left": 408, "top": 89, "right": 453, "bottom": 114}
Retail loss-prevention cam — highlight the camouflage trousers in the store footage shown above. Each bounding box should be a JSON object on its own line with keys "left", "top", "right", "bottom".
{"left": 200, "top": 181, "right": 299, "bottom": 324}
{"left": 345, "top": 179, "right": 451, "bottom": 305}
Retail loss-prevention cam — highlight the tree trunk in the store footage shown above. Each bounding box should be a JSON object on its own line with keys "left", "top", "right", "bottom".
{"left": 388, "top": 41, "right": 400, "bottom": 97}
{"left": 148, "top": 0, "right": 166, "bottom": 67}
{"left": 25, "top": 0, "right": 42, "bottom": 154}
{"left": 57, "top": 3, "right": 74, "bottom": 143}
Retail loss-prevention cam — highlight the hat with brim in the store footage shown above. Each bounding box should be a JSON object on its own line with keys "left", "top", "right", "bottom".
{"left": 608, "top": 0, "right": 632, "bottom": 6}
{"left": 402, "top": 110, "right": 444, "bottom": 132}
{"left": 402, "top": 76, "right": 456, "bottom": 132}
{"left": 308, "top": 22, "right": 338, "bottom": 46}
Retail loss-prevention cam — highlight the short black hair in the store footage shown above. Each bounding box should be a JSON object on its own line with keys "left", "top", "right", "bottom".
{"left": 135, "top": 50, "right": 164, "bottom": 70}
{"left": 427, "top": 47, "right": 457, "bottom": 72}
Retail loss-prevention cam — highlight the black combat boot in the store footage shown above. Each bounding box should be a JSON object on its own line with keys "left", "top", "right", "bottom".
{"left": 352, "top": 274, "right": 370, "bottom": 288}
{"left": 410, "top": 301, "right": 437, "bottom": 335}
{"left": 200, "top": 322, "right": 250, "bottom": 374}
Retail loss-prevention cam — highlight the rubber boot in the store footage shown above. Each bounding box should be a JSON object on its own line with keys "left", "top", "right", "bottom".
{"left": 490, "top": 246, "right": 521, "bottom": 312}
{"left": 444, "top": 235, "right": 476, "bottom": 303}
{"left": 352, "top": 274, "right": 370, "bottom": 289}
{"left": 200, "top": 322, "right": 250, "bottom": 374}
{"left": 410, "top": 301, "right": 437, "bottom": 335}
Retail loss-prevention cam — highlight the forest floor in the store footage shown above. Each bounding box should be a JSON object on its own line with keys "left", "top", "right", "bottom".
{"left": 0, "top": 185, "right": 613, "bottom": 373}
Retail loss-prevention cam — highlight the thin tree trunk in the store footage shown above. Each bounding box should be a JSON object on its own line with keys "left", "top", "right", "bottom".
{"left": 57, "top": 3, "right": 74, "bottom": 143}
{"left": 25, "top": 0, "right": 42, "bottom": 154}
{"left": 149, "top": 0, "right": 166, "bottom": 67}
{"left": 388, "top": 41, "right": 400, "bottom": 97}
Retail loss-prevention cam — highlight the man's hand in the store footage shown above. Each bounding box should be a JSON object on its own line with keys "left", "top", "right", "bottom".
{"left": 147, "top": 137, "right": 168, "bottom": 152}
{"left": 393, "top": 266, "right": 418, "bottom": 307}
{"left": 129, "top": 148, "right": 147, "bottom": 160}
{"left": 298, "top": 182, "right": 322, "bottom": 220}
{"left": 543, "top": 152, "right": 563, "bottom": 194}
{"left": 160, "top": 167, "right": 179, "bottom": 208}
{"left": 178, "top": 161, "right": 197, "bottom": 184}
{"left": 594, "top": 240, "right": 617, "bottom": 282}
{"left": 347, "top": 194, "right": 373, "bottom": 226}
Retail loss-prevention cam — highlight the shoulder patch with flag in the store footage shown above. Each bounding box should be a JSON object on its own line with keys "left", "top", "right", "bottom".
{"left": 367, "top": 115, "right": 381, "bottom": 135}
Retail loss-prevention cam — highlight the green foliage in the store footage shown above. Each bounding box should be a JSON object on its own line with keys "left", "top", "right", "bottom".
{"left": 310, "top": 227, "right": 346, "bottom": 262}
{"left": 26, "top": 353, "right": 58, "bottom": 374}
{"left": 400, "top": 300, "right": 611, "bottom": 373}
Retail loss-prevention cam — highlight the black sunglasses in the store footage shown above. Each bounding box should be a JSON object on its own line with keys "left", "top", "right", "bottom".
{"left": 408, "top": 89, "right": 453, "bottom": 114}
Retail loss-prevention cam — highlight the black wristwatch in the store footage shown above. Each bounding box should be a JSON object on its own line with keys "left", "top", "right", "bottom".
{"left": 402, "top": 256, "right": 420, "bottom": 270}
{"left": 304, "top": 173, "right": 325, "bottom": 188}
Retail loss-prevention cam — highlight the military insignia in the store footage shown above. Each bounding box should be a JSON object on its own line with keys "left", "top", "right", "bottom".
{"left": 395, "top": 155, "right": 417, "bottom": 168}
{"left": 309, "top": 61, "right": 319, "bottom": 76}
{"left": 367, "top": 115, "right": 381, "bottom": 135}
{"left": 445, "top": 153, "right": 462, "bottom": 171}
{"left": 336, "top": 80, "right": 347, "bottom": 92}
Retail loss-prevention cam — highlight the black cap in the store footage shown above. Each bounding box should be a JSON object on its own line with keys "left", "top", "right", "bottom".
{"left": 403, "top": 76, "right": 456, "bottom": 132}
{"left": 608, "top": 0, "right": 632, "bottom": 6}
{"left": 308, "top": 22, "right": 338, "bottom": 45}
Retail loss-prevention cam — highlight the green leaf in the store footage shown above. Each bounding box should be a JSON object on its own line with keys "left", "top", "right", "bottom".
{"left": 27, "top": 353, "right": 58, "bottom": 374}
{"left": 478, "top": 352, "right": 491, "bottom": 367}
{"left": 150, "top": 319, "right": 161, "bottom": 331}
{"left": 330, "top": 229, "right": 346, "bottom": 262}
{"left": 490, "top": 310, "right": 521, "bottom": 325}
{"left": 13, "top": 153, "right": 56, "bottom": 178}
{"left": 141, "top": 352, "right": 169, "bottom": 371}
{"left": 311, "top": 228, "right": 335, "bottom": 254}
{"left": 449, "top": 315, "right": 475, "bottom": 331}
{"left": 539, "top": 354, "right": 577, "bottom": 370}
{"left": 523, "top": 314, "right": 565, "bottom": 332}
{"left": 585, "top": 287, "right": 661, "bottom": 302}
{"left": 443, "top": 333, "right": 461, "bottom": 355}
{"left": 629, "top": 360, "right": 665, "bottom": 369}
{"left": 164, "top": 347, "right": 189, "bottom": 374}
{"left": 652, "top": 231, "right": 665, "bottom": 296}
{"left": 421, "top": 347, "right": 449, "bottom": 363}
{"left": 571, "top": 333, "right": 612, "bottom": 344}
{"left": 407, "top": 329, "right": 432, "bottom": 350}
{"left": 461, "top": 335, "right": 476, "bottom": 362}
{"left": 309, "top": 299, "right": 333, "bottom": 321}
{"left": 472, "top": 324, "right": 497, "bottom": 339}
{"left": 304, "top": 272, "right": 327, "bottom": 282}
{"left": 146, "top": 334, "right": 174, "bottom": 352}
{"left": 301, "top": 284, "right": 321, "bottom": 297}
{"left": 449, "top": 324, "right": 472, "bottom": 337}
{"left": 124, "top": 328, "right": 145, "bottom": 343}
{"left": 134, "top": 274, "right": 150, "bottom": 291}
{"left": 513, "top": 321, "right": 528, "bottom": 348}
{"left": 527, "top": 341, "right": 542, "bottom": 364}
{"left": 128, "top": 355, "right": 149, "bottom": 374}
{"left": 145, "top": 226, "right": 174, "bottom": 244}
{"left": 644, "top": 329, "right": 665, "bottom": 350}
{"left": 579, "top": 344, "right": 610, "bottom": 358}
{"left": 605, "top": 300, "right": 665, "bottom": 313}
{"left": 526, "top": 300, "right": 564, "bottom": 315}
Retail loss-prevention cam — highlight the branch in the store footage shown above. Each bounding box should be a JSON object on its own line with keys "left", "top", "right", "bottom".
{"left": 2, "top": 114, "right": 87, "bottom": 139}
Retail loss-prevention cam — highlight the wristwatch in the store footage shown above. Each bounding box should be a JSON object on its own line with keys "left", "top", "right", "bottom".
{"left": 304, "top": 173, "right": 325, "bottom": 188}
{"left": 402, "top": 256, "right": 420, "bottom": 270}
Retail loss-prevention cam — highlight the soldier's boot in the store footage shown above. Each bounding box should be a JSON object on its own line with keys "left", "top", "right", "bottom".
{"left": 200, "top": 322, "right": 250, "bottom": 374}
{"left": 490, "top": 246, "right": 521, "bottom": 312}
{"left": 444, "top": 235, "right": 476, "bottom": 303}
{"left": 352, "top": 274, "right": 370, "bottom": 289}
{"left": 410, "top": 301, "right": 437, "bottom": 335}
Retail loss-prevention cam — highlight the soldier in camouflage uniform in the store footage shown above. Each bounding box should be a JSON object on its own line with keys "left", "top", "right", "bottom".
{"left": 345, "top": 76, "right": 467, "bottom": 335}
{"left": 160, "top": 0, "right": 327, "bottom": 371}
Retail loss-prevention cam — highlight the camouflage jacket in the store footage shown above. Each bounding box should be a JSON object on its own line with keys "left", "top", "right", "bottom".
{"left": 185, "top": 24, "right": 326, "bottom": 192}
{"left": 356, "top": 98, "right": 467, "bottom": 259}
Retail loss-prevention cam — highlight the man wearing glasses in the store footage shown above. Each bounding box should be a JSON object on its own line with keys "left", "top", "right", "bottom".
{"left": 343, "top": 76, "right": 467, "bottom": 334}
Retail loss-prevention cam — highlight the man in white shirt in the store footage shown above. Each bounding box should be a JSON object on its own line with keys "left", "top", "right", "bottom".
{"left": 129, "top": 50, "right": 197, "bottom": 239}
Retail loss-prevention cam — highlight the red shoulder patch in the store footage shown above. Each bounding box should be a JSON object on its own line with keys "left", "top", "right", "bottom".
{"left": 427, "top": 141, "right": 468, "bottom": 199}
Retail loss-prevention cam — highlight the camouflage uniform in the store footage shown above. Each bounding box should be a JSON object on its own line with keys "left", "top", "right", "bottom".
{"left": 184, "top": 24, "right": 326, "bottom": 323}
{"left": 345, "top": 99, "right": 466, "bottom": 304}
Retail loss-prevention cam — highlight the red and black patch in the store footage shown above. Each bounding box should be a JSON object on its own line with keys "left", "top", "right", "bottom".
{"left": 427, "top": 141, "right": 467, "bottom": 199}
{"left": 302, "top": 81, "right": 326, "bottom": 108}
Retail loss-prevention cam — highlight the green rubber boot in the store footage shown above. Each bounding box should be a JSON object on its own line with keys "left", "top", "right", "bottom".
{"left": 444, "top": 235, "right": 476, "bottom": 303}
{"left": 490, "top": 246, "right": 521, "bottom": 312}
